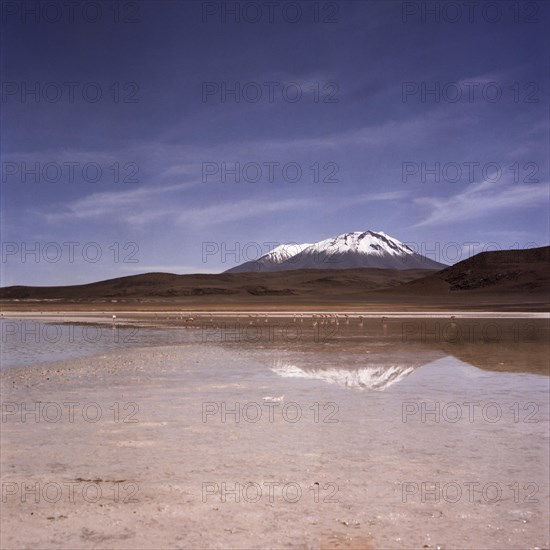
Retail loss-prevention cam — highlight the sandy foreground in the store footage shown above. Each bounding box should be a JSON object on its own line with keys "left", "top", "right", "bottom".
{"left": 1, "top": 313, "right": 549, "bottom": 549}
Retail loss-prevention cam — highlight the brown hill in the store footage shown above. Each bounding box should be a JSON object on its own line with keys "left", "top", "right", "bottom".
{"left": 0, "top": 268, "right": 433, "bottom": 302}
{"left": 1, "top": 247, "right": 548, "bottom": 311}
{"left": 391, "top": 246, "right": 550, "bottom": 295}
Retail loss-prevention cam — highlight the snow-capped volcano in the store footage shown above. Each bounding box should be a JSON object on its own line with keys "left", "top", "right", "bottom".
{"left": 225, "top": 230, "right": 445, "bottom": 273}
{"left": 255, "top": 242, "right": 312, "bottom": 266}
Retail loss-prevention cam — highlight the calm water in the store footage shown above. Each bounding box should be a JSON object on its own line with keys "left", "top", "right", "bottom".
{"left": 1, "top": 318, "right": 549, "bottom": 548}
{"left": 0, "top": 319, "right": 201, "bottom": 369}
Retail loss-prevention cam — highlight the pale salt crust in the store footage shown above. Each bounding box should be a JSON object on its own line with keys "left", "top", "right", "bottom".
{"left": 1, "top": 340, "right": 548, "bottom": 549}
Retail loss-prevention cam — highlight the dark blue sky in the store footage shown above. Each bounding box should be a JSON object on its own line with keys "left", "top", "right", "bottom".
{"left": 1, "top": 0, "right": 549, "bottom": 285}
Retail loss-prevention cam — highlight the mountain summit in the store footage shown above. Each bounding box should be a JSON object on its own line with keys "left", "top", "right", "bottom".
{"left": 225, "top": 231, "right": 446, "bottom": 273}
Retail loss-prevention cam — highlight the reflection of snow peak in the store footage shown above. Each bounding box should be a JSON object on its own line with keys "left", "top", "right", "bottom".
{"left": 271, "top": 362, "right": 415, "bottom": 391}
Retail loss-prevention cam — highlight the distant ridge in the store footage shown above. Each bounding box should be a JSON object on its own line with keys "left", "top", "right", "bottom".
{"left": 0, "top": 246, "right": 547, "bottom": 309}
{"left": 389, "top": 246, "right": 550, "bottom": 294}
{"left": 0, "top": 268, "right": 435, "bottom": 301}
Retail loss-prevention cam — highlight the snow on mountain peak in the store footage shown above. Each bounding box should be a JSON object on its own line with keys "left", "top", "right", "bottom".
{"left": 224, "top": 230, "right": 445, "bottom": 272}
{"left": 307, "top": 230, "right": 414, "bottom": 257}
{"left": 264, "top": 243, "right": 312, "bottom": 262}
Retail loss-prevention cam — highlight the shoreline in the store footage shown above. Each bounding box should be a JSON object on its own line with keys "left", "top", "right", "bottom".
{"left": 2, "top": 313, "right": 549, "bottom": 376}
{"left": 2, "top": 309, "right": 549, "bottom": 325}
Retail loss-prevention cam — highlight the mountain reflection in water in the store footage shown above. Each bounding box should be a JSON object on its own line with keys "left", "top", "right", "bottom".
{"left": 270, "top": 349, "right": 446, "bottom": 390}
{"left": 268, "top": 331, "right": 550, "bottom": 390}
{"left": 271, "top": 361, "right": 417, "bottom": 390}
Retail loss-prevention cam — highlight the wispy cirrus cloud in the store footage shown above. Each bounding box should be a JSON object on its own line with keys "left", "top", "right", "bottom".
{"left": 43, "top": 182, "right": 198, "bottom": 225}
{"left": 41, "top": 184, "right": 408, "bottom": 229}
{"left": 413, "top": 179, "right": 549, "bottom": 228}
{"left": 175, "top": 190, "right": 409, "bottom": 228}
{"left": 175, "top": 197, "right": 315, "bottom": 227}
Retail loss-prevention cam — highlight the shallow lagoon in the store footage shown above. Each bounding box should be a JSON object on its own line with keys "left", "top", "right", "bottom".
{"left": 1, "top": 317, "right": 548, "bottom": 549}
